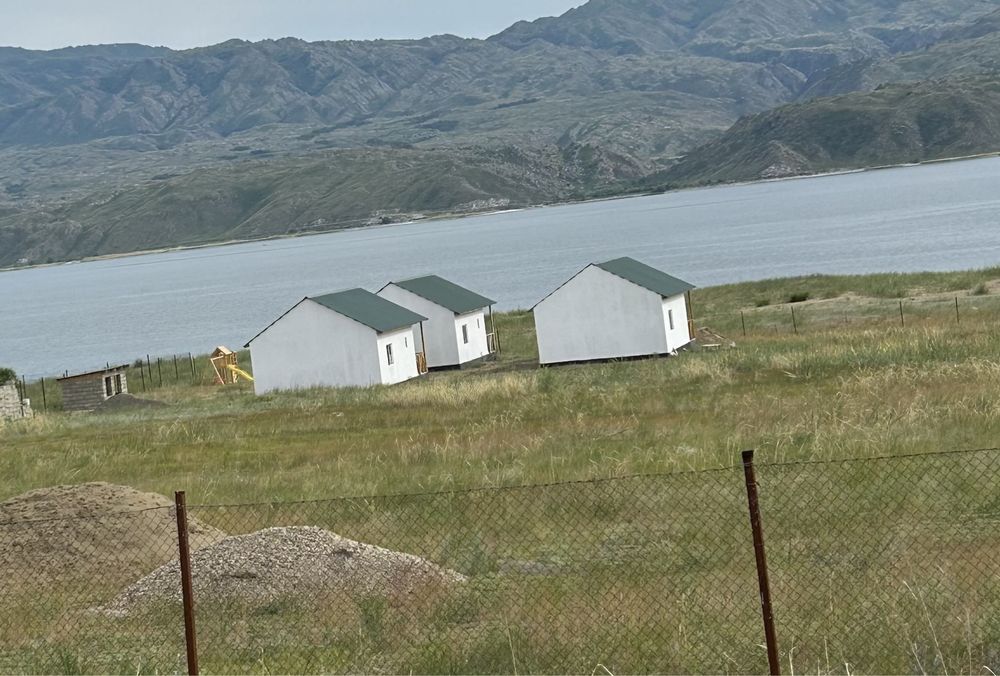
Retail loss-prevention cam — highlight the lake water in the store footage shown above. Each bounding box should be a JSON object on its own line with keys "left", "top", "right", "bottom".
{"left": 4, "top": 157, "right": 1000, "bottom": 378}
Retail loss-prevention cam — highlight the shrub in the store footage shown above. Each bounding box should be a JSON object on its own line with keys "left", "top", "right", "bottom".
{"left": 787, "top": 292, "right": 810, "bottom": 304}
{"left": 972, "top": 282, "right": 989, "bottom": 296}
{"left": 0, "top": 367, "right": 15, "bottom": 385}
{"left": 754, "top": 298, "right": 771, "bottom": 308}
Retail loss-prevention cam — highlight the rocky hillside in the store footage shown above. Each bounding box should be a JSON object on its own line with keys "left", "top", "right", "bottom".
{"left": 659, "top": 75, "right": 1000, "bottom": 186}
{"left": 3, "top": 0, "right": 998, "bottom": 152}
{"left": 0, "top": 142, "right": 647, "bottom": 266}
{"left": 4, "top": 0, "right": 1000, "bottom": 266}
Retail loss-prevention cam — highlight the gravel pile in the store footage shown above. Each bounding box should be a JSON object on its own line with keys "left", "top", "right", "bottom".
{"left": 0, "top": 483, "right": 225, "bottom": 583}
{"left": 102, "top": 526, "right": 466, "bottom": 615}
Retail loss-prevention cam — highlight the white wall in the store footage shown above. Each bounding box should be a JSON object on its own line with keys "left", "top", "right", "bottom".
{"left": 376, "top": 325, "right": 421, "bottom": 385}
{"left": 454, "top": 309, "right": 490, "bottom": 365}
{"left": 534, "top": 266, "right": 668, "bottom": 365}
{"left": 662, "top": 293, "right": 693, "bottom": 352}
{"left": 378, "top": 285, "right": 491, "bottom": 368}
{"left": 377, "top": 285, "right": 458, "bottom": 368}
{"left": 248, "top": 300, "right": 381, "bottom": 394}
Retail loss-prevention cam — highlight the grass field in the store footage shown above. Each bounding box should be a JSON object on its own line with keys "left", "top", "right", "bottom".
{"left": 6, "top": 268, "right": 1000, "bottom": 502}
{"left": 3, "top": 268, "right": 1000, "bottom": 673}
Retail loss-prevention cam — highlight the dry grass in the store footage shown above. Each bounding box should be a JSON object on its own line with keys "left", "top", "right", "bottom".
{"left": 4, "top": 270, "right": 1000, "bottom": 673}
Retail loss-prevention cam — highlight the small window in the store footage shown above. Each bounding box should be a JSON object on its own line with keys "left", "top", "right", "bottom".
{"left": 668, "top": 309, "right": 675, "bottom": 331}
{"left": 462, "top": 324, "right": 469, "bottom": 344}
{"left": 104, "top": 376, "right": 113, "bottom": 397}
{"left": 404, "top": 336, "right": 408, "bottom": 347}
{"left": 477, "top": 318, "right": 481, "bottom": 328}
{"left": 114, "top": 374, "right": 123, "bottom": 394}
{"left": 386, "top": 344, "right": 394, "bottom": 365}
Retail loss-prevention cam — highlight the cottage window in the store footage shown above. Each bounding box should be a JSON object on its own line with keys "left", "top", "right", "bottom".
{"left": 114, "top": 374, "right": 123, "bottom": 394}
{"left": 104, "top": 376, "right": 113, "bottom": 397}
{"left": 386, "top": 344, "right": 394, "bottom": 365}
{"left": 477, "top": 318, "right": 481, "bottom": 328}
{"left": 462, "top": 324, "right": 469, "bottom": 344}
{"left": 404, "top": 336, "right": 408, "bottom": 347}
{"left": 668, "top": 309, "right": 675, "bottom": 331}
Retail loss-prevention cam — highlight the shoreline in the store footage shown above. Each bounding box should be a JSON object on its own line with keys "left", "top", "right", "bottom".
{"left": 3, "top": 150, "right": 999, "bottom": 274}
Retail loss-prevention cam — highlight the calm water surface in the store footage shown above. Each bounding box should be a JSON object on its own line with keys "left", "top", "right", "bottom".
{"left": 4, "top": 157, "right": 1000, "bottom": 377}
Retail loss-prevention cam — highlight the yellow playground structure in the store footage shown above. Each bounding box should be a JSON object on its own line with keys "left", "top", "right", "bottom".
{"left": 209, "top": 346, "right": 254, "bottom": 384}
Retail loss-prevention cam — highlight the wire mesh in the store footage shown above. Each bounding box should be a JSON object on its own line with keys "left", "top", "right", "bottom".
{"left": 184, "top": 470, "right": 759, "bottom": 674}
{"left": 2, "top": 449, "right": 999, "bottom": 674}
{"left": 757, "top": 449, "right": 1000, "bottom": 674}
{"left": 0, "top": 504, "right": 189, "bottom": 674}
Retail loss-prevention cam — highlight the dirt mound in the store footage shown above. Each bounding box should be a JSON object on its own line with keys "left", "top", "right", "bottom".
{"left": 92, "top": 393, "right": 167, "bottom": 414}
{"left": 0, "top": 483, "right": 226, "bottom": 583}
{"left": 102, "top": 526, "right": 466, "bottom": 615}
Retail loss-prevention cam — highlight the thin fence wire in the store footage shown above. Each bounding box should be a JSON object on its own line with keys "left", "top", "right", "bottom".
{"left": 0, "top": 449, "right": 998, "bottom": 673}
{"left": 695, "top": 293, "right": 1000, "bottom": 338}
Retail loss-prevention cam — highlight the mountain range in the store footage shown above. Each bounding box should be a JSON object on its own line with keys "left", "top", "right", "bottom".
{"left": 3, "top": 0, "right": 1000, "bottom": 266}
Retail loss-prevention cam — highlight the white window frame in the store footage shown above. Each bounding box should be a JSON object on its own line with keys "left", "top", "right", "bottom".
{"left": 668, "top": 309, "right": 675, "bottom": 331}
{"left": 462, "top": 324, "right": 469, "bottom": 344}
{"left": 386, "top": 344, "right": 394, "bottom": 365}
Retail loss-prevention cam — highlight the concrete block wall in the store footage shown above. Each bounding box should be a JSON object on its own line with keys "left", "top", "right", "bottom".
{"left": 0, "top": 381, "right": 32, "bottom": 419}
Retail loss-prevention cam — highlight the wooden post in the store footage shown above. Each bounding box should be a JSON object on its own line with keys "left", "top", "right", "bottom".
{"left": 139, "top": 365, "right": 146, "bottom": 391}
{"left": 419, "top": 322, "right": 428, "bottom": 373}
{"left": 685, "top": 290, "right": 695, "bottom": 342}
{"left": 173, "top": 355, "right": 179, "bottom": 380}
{"left": 955, "top": 297, "right": 960, "bottom": 324}
{"left": 790, "top": 306, "right": 798, "bottom": 335}
{"left": 18, "top": 376, "right": 26, "bottom": 417}
{"left": 742, "top": 451, "right": 781, "bottom": 675}
{"left": 489, "top": 305, "right": 501, "bottom": 355}
{"left": 40, "top": 378, "right": 47, "bottom": 412}
{"left": 174, "top": 492, "right": 199, "bottom": 675}
{"left": 157, "top": 358, "right": 163, "bottom": 386}
{"left": 741, "top": 311, "right": 747, "bottom": 338}
{"left": 899, "top": 300, "right": 904, "bottom": 328}
{"left": 146, "top": 355, "right": 153, "bottom": 385}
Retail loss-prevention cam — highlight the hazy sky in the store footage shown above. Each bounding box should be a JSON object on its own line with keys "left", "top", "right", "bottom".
{"left": 0, "top": 1, "right": 586, "bottom": 51}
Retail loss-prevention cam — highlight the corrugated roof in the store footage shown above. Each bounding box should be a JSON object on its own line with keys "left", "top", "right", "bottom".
{"left": 311, "top": 288, "right": 427, "bottom": 333}
{"left": 388, "top": 275, "right": 495, "bottom": 314}
{"left": 595, "top": 257, "right": 695, "bottom": 298}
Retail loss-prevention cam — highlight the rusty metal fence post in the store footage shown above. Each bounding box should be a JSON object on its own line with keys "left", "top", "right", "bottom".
{"left": 174, "top": 491, "right": 200, "bottom": 675}
{"left": 742, "top": 450, "right": 780, "bottom": 675}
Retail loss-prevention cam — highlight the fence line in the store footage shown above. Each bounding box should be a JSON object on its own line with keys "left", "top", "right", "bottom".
{"left": 15, "top": 349, "right": 247, "bottom": 413}
{"left": 1, "top": 447, "right": 999, "bottom": 673}
{"left": 694, "top": 293, "right": 1000, "bottom": 338}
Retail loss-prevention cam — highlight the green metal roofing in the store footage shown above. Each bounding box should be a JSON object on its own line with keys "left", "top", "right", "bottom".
{"left": 390, "top": 275, "right": 495, "bottom": 314}
{"left": 596, "top": 257, "right": 695, "bottom": 298}
{"left": 311, "top": 288, "right": 427, "bottom": 333}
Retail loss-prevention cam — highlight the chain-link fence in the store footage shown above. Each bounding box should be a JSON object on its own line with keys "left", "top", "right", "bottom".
{"left": 2, "top": 448, "right": 999, "bottom": 674}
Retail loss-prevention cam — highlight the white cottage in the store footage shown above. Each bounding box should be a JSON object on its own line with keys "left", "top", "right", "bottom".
{"left": 378, "top": 275, "right": 498, "bottom": 370}
{"left": 245, "top": 288, "right": 428, "bottom": 394}
{"left": 533, "top": 257, "right": 695, "bottom": 366}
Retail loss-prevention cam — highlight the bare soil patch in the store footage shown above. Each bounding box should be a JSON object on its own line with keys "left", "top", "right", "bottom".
{"left": 0, "top": 483, "right": 225, "bottom": 583}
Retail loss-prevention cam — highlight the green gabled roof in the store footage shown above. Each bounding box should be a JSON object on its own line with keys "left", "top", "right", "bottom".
{"left": 595, "top": 257, "right": 695, "bottom": 298}
{"left": 311, "top": 288, "right": 427, "bottom": 333}
{"left": 389, "top": 275, "right": 495, "bottom": 314}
